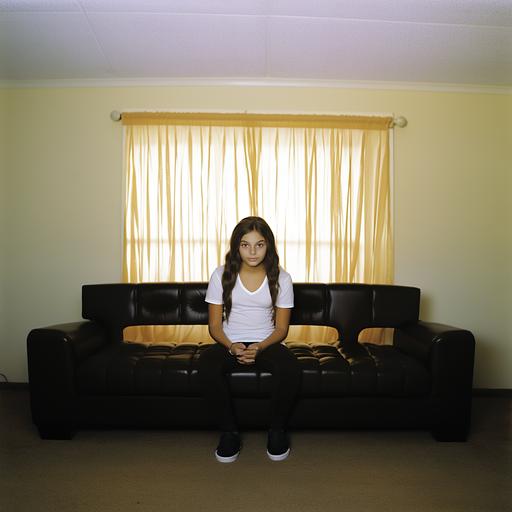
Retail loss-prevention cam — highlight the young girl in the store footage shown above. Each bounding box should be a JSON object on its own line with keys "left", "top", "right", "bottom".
{"left": 199, "top": 216, "right": 301, "bottom": 463}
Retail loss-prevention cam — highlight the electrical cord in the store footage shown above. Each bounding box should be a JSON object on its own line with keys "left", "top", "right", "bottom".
{"left": 0, "top": 373, "right": 8, "bottom": 383}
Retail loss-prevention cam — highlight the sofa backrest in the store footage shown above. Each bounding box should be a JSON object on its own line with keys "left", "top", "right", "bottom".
{"left": 82, "top": 282, "right": 420, "bottom": 345}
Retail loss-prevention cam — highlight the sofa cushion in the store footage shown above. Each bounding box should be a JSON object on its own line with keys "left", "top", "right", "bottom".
{"left": 76, "top": 341, "right": 430, "bottom": 398}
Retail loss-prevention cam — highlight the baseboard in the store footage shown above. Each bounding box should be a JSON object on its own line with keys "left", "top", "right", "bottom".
{"left": 472, "top": 388, "right": 512, "bottom": 397}
{"left": 0, "top": 382, "right": 29, "bottom": 390}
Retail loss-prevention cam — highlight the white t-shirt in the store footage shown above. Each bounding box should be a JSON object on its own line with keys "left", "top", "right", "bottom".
{"left": 205, "top": 265, "right": 294, "bottom": 343}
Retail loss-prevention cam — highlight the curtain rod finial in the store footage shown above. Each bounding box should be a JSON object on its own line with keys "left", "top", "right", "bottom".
{"left": 393, "top": 116, "right": 407, "bottom": 128}
{"left": 110, "top": 110, "right": 122, "bottom": 122}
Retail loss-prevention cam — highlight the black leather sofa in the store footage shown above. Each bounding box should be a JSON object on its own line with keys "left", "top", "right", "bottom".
{"left": 27, "top": 282, "right": 475, "bottom": 441}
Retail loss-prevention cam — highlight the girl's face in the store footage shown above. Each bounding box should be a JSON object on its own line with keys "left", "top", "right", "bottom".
{"left": 239, "top": 230, "right": 267, "bottom": 268}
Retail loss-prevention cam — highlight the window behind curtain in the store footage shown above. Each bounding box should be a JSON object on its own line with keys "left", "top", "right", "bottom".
{"left": 122, "top": 113, "right": 393, "bottom": 344}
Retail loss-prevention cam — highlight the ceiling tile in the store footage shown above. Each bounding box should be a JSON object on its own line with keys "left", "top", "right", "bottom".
{"left": 0, "top": 0, "right": 80, "bottom": 12}
{"left": 0, "top": 12, "right": 112, "bottom": 79}
{"left": 267, "top": 17, "right": 512, "bottom": 84}
{"left": 80, "top": 0, "right": 271, "bottom": 15}
{"left": 269, "top": 0, "right": 512, "bottom": 27}
{"left": 87, "top": 13, "right": 267, "bottom": 77}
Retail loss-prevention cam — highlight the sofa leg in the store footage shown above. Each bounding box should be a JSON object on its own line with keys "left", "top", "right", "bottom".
{"left": 37, "top": 425, "right": 75, "bottom": 440}
{"left": 431, "top": 399, "right": 471, "bottom": 442}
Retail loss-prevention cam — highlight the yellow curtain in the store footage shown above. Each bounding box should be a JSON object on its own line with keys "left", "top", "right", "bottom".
{"left": 122, "top": 113, "right": 393, "bottom": 345}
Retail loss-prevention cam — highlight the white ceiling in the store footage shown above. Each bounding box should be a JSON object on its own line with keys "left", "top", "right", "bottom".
{"left": 1, "top": 0, "right": 511, "bottom": 88}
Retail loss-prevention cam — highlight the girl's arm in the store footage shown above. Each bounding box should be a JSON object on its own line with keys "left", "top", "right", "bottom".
{"left": 207, "top": 303, "right": 245, "bottom": 355}
{"left": 258, "top": 307, "right": 291, "bottom": 350}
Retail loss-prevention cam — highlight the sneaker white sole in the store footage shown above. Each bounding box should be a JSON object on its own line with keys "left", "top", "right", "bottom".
{"left": 215, "top": 450, "right": 239, "bottom": 463}
{"left": 266, "top": 448, "right": 290, "bottom": 461}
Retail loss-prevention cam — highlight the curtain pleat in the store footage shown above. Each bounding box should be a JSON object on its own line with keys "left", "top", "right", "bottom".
{"left": 122, "top": 115, "right": 393, "bottom": 345}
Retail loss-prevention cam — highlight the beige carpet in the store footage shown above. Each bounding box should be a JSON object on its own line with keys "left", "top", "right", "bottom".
{"left": 1, "top": 390, "right": 510, "bottom": 512}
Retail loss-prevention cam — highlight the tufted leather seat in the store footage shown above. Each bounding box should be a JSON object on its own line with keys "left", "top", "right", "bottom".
{"left": 76, "top": 341, "right": 430, "bottom": 398}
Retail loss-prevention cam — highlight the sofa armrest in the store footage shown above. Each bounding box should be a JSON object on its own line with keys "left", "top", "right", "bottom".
{"left": 394, "top": 321, "right": 475, "bottom": 396}
{"left": 394, "top": 321, "right": 475, "bottom": 441}
{"left": 27, "top": 320, "right": 109, "bottom": 438}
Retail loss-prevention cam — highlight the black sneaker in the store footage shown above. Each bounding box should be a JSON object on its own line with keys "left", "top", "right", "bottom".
{"left": 267, "top": 430, "right": 290, "bottom": 461}
{"left": 215, "top": 431, "right": 241, "bottom": 463}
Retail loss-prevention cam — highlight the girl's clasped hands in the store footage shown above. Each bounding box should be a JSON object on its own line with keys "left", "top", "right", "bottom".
{"left": 230, "top": 342, "right": 261, "bottom": 365}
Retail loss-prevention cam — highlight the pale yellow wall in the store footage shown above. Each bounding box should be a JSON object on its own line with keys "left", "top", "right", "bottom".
{"left": 0, "top": 88, "right": 7, "bottom": 372}
{"left": 2, "top": 85, "right": 511, "bottom": 388}
{"left": 507, "top": 94, "right": 512, "bottom": 372}
{"left": 4, "top": 88, "right": 124, "bottom": 381}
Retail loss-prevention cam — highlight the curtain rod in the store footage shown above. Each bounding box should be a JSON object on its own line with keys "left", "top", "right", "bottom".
{"left": 109, "top": 110, "right": 407, "bottom": 127}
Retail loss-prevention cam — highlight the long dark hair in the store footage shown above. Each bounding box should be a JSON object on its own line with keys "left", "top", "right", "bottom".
{"left": 222, "top": 216, "right": 280, "bottom": 323}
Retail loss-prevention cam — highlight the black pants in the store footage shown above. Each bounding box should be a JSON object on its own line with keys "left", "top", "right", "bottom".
{"left": 198, "top": 343, "right": 301, "bottom": 431}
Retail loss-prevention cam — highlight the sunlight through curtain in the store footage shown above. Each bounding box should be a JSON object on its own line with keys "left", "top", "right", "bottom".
{"left": 121, "top": 113, "right": 393, "bottom": 345}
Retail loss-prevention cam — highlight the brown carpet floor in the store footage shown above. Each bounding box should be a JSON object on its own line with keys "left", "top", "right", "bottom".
{"left": 1, "top": 390, "right": 510, "bottom": 512}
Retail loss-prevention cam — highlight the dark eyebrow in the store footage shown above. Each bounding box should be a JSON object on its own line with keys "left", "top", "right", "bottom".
{"left": 240, "top": 239, "right": 266, "bottom": 243}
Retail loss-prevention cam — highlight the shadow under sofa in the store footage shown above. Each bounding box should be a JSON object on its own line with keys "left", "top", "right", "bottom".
{"left": 27, "top": 282, "right": 475, "bottom": 442}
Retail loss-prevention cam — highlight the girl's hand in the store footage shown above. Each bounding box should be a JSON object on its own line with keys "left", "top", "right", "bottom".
{"left": 229, "top": 343, "right": 246, "bottom": 357}
{"left": 237, "top": 343, "right": 261, "bottom": 365}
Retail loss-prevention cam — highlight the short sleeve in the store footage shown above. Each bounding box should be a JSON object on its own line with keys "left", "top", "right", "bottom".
{"left": 205, "top": 267, "right": 224, "bottom": 305}
{"left": 276, "top": 270, "right": 294, "bottom": 308}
